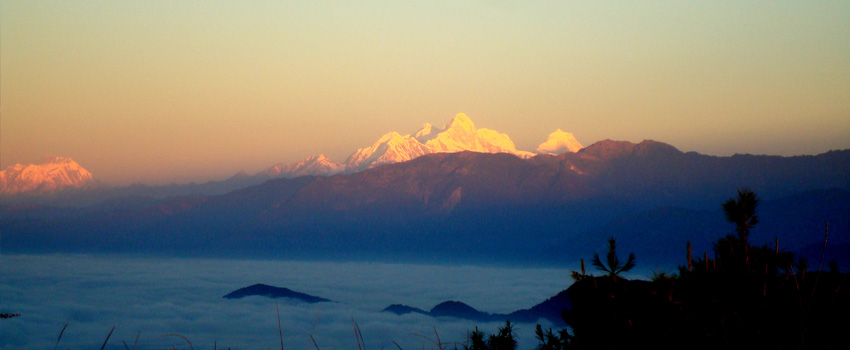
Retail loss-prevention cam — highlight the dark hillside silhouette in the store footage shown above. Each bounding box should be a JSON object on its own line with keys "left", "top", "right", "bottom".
{"left": 223, "top": 284, "right": 331, "bottom": 303}
{"left": 556, "top": 190, "right": 850, "bottom": 349}
{"left": 450, "top": 189, "right": 850, "bottom": 349}
{"left": 2, "top": 143, "right": 848, "bottom": 267}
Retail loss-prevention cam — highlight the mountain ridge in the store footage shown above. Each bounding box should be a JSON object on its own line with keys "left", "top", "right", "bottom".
{"left": 223, "top": 283, "right": 331, "bottom": 303}
{"left": 264, "top": 113, "right": 578, "bottom": 178}
{"left": 383, "top": 287, "right": 573, "bottom": 325}
{"left": 0, "top": 157, "right": 94, "bottom": 195}
{"left": 3, "top": 141, "right": 847, "bottom": 268}
{"left": 1, "top": 114, "right": 578, "bottom": 199}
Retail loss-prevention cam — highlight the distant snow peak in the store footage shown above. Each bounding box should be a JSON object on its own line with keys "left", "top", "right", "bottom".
{"left": 0, "top": 157, "right": 94, "bottom": 194}
{"left": 536, "top": 129, "right": 583, "bottom": 154}
{"left": 265, "top": 113, "right": 578, "bottom": 178}
{"left": 344, "top": 132, "right": 431, "bottom": 172}
{"left": 444, "top": 113, "right": 476, "bottom": 131}
{"left": 44, "top": 156, "right": 73, "bottom": 164}
{"left": 343, "top": 113, "right": 536, "bottom": 172}
{"left": 268, "top": 154, "right": 343, "bottom": 178}
{"left": 414, "top": 123, "right": 433, "bottom": 141}
{"left": 425, "top": 113, "right": 534, "bottom": 157}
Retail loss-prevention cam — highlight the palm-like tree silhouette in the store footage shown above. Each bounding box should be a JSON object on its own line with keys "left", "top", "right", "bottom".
{"left": 591, "top": 237, "right": 636, "bottom": 279}
{"left": 722, "top": 188, "right": 759, "bottom": 242}
{"left": 721, "top": 188, "right": 759, "bottom": 266}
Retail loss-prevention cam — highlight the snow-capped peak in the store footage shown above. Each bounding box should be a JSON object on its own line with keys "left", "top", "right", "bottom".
{"left": 418, "top": 113, "right": 534, "bottom": 158}
{"left": 414, "top": 123, "right": 433, "bottom": 141}
{"left": 261, "top": 154, "right": 343, "bottom": 178}
{"left": 341, "top": 113, "right": 535, "bottom": 172}
{"left": 261, "top": 113, "right": 580, "bottom": 178}
{"left": 0, "top": 157, "right": 94, "bottom": 194}
{"left": 287, "top": 154, "right": 343, "bottom": 177}
{"left": 536, "top": 129, "right": 583, "bottom": 154}
{"left": 313, "top": 154, "right": 332, "bottom": 162}
{"left": 344, "top": 131, "right": 431, "bottom": 172}
{"left": 443, "top": 113, "right": 476, "bottom": 131}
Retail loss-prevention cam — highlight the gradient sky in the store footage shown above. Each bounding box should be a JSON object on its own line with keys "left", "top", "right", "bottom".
{"left": 2, "top": 1, "right": 848, "bottom": 186}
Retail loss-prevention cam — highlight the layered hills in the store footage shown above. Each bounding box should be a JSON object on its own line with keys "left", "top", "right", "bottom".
{"left": 3, "top": 139, "right": 848, "bottom": 268}
{"left": 384, "top": 288, "right": 572, "bottom": 325}
{"left": 1, "top": 114, "right": 579, "bottom": 200}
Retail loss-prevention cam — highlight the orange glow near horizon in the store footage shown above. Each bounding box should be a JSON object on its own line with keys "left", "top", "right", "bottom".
{"left": 2, "top": 1, "right": 848, "bottom": 186}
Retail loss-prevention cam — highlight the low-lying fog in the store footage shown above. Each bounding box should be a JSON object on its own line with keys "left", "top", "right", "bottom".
{"left": 0, "top": 254, "right": 632, "bottom": 350}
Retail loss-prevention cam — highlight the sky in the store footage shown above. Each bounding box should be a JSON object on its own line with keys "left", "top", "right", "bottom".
{"left": 0, "top": 255, "right": 583, "bottom": 350}
{"left": 2, "top": 1, "right": 849, "bottom": 186}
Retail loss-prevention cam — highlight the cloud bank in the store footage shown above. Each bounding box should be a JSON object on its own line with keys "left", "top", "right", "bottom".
{"left": 0, "top": 255, "right": 576, "bottom": 350}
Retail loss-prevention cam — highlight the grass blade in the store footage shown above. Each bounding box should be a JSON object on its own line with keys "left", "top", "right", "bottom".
{"left": 100, "top": 326, "right": 115, "bottom": 350}
{"left": 276, "top": 303, "right": 284, "bottom": 350}
{"left": 352, "top": 318, "right": 364, "bottom": 350}
{"left": 310, "top": 334, "right": 321, "bottom": 350}
{"left": 54, "top": 320, "right": 69, "bottom": 350}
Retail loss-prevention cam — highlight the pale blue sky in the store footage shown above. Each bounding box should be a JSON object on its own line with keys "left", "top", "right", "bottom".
{"left": 2, "top": 1, "right": 848, "bottom": 185}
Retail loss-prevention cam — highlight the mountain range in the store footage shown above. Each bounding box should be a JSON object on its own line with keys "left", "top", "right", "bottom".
{"left": 3, "top": 137, "right": 848, "bottom": 269}
{"left": 1, "top": 114, "right": 580, "bottom": 201}
{"left": 258, "top": 113, "right": 580, "bottom": 178}
{"left": 383, "top": 287, "right": 573, "bottom": 326}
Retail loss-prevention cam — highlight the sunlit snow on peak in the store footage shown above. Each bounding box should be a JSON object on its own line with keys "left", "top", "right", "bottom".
{"left": 0, "top": 157, "right": 94, "bottom": 194}
{"left": 266, "top": 113, "right": 580, "bottom": 177}
{"left": 536, "top": 129, "right": 583, "bottom": 154}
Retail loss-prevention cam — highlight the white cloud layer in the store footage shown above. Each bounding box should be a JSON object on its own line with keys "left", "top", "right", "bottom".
{"left": 0, "top": 255, "right": 574, "bottom": 350}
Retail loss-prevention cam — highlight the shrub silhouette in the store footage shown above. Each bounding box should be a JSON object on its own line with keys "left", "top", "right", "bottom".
{"left": 534, "top": 324, "right": 572, "bottom": 350}
{"left": 556, "top": 189, "right": 850, "bottom": 349}
{"left": 590, "top": 237, "right": 635, "bottom": 279}
{"left": 722, "top": 188, "right": 760, "bottom": 242}
{"left": 487, "top": 321, "right": 517, "bottom": 350}
{"left": 463, "top": 322, "right": 517, "bottom": 350}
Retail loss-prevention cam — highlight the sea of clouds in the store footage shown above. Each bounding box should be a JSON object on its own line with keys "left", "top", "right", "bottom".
{"left": 0, "top": 254, "right": 583, "bottom": 350}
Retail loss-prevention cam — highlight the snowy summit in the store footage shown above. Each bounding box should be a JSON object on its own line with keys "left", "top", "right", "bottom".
{"left": 262, "top": 113, "right": 581, "bottom": 178}
{"left": 0, "top": 157, "right": 94, "bottom": 194}
{"left": 536, "top": 129, "right": 584, "bottom": 154}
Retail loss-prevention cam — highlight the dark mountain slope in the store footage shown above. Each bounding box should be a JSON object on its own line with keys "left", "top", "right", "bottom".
{"left": 223, "top": 284, "right": 330, "bottom": 303}
{"left": 2, "top": 141, "right": 848, "bottom": 266}
{"left": 383, "top": 287, "right": 573, "bottom": 325}
{"left": 551, "top": 188, "right": 850, "bottom": 268}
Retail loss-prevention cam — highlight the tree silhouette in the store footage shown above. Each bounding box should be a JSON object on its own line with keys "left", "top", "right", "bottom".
{"left": 553, "top": 189, "right": 850, "bottom": 349}
{"left": 722, "top": 188, "right": 759, "bottom": 243}
{"left": 591, "top": 237, "right": 636, "bottom": 279}
{"left": 535, "top": 324, "right": 572, "bottom": 350}
{"left": 468, "top": 327, "right": 488, "bottom": 350}
{"left": 487, "top": 321, "right": 517, "bottom": 350}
